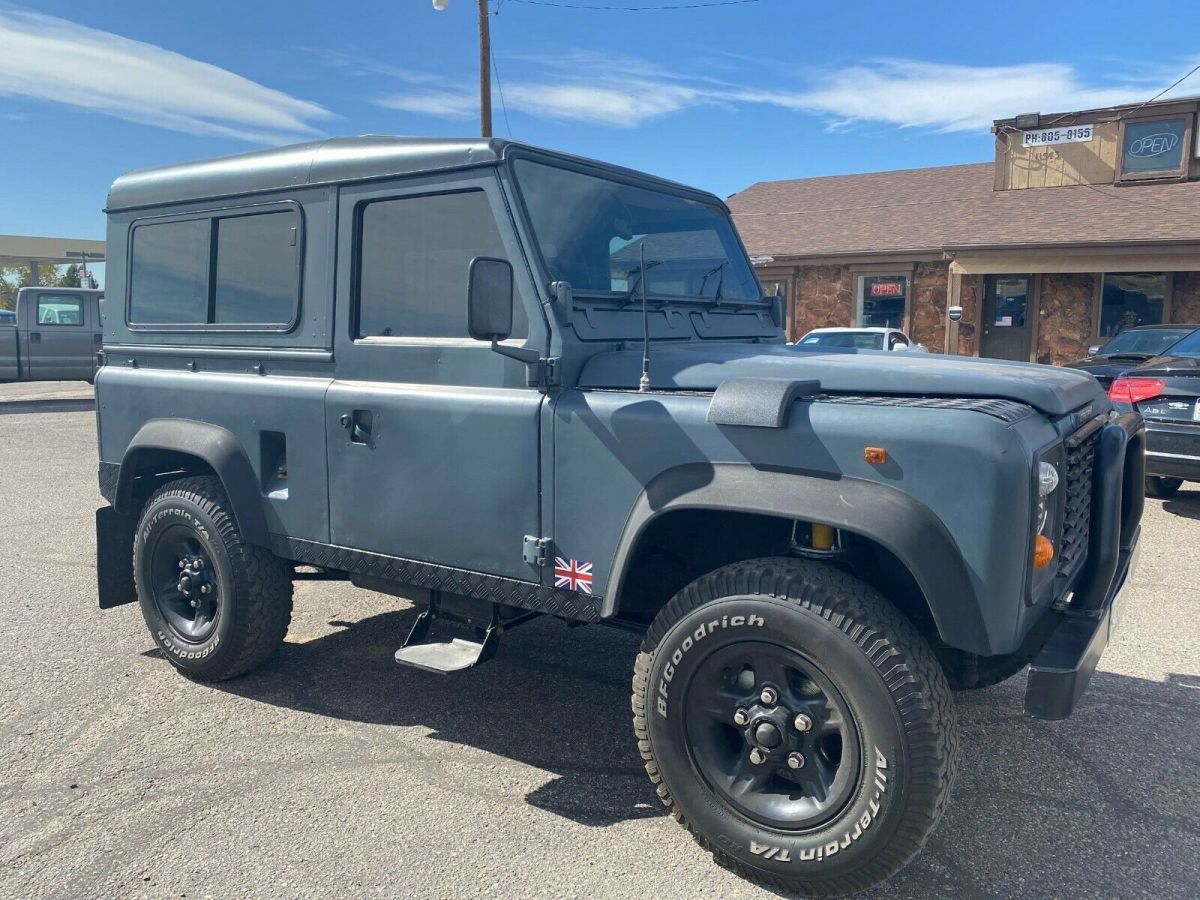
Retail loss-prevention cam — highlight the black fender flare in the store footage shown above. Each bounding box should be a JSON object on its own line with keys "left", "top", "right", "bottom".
{"left": 113, "top": 418, "right": 270, "bottom": 547}
{"left": 604, "top": 462, "right": 990, "bottom": 654}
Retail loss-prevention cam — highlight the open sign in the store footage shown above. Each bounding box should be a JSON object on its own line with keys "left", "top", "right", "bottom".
{"left": 1129, "top": 132, "right": 1179, "bottom": 158}
{"left": 870, "top": 282, "right": 904, "bottom": 297}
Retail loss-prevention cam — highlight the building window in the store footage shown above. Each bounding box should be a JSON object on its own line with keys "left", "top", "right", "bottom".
{"left": 857, "top": 275, "right": 907, "bottom": 329}
{"left": 1099, "top": 273, "right": 1168, "bottom": 338}
{"left": 1120, "top": 117, "right": 1190, "bottom": 179}
{"left": 356, "top": 190, "right": 523, "bottom": 340}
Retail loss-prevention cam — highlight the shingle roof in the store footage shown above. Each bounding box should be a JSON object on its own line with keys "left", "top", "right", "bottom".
{"left": 728, "top": 162, "right": 1200, "bottom": 258}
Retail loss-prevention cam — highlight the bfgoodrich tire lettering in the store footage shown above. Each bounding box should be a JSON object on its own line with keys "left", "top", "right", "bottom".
{"left": 134, "top": 476, "right": 292, "bottom": 682}
{"left": 632, "top": 558, "right": 956, "bottom": 897}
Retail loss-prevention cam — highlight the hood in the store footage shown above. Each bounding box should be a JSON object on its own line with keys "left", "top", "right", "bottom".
{"left": 1127, "top": 354, "right": 1200, "bottom": 377}
{"left": 1063, "top": 357, "right": 1150, "bottom": 384}
{"left": 578, "top": 343, "right": 1104, "bottom": 416}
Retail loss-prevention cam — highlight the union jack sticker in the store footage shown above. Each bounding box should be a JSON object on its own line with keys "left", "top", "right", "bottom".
{"left": 554, "top": 556, "right": 593, "bottom": 594}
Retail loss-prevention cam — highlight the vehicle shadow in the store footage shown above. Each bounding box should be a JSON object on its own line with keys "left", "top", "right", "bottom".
{"left": 1160, "top": 489, "right": 1200, "bottom": 520}
{"left": 213, "top": 609, "right": 1200, "bottom": 898}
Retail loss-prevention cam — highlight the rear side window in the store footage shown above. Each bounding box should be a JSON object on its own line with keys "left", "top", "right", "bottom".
{"left": 356, "top": 190, "right": 524, "bottom": 339}
{"left": 130, "top": 219, "right": 209, "bottom": 324}
{"left": 129, "top": 206, "right": 300, "bottom": 328}
{"left": 37, "top": 294, "right": 85, "bottom": 326}
{"left": 214, "top": 212, "right": 297, "bottom": 324}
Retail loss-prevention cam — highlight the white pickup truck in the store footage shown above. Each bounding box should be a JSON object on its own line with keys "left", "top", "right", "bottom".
{"left": 0, "top": 287, "right": 104, "bottom": 383}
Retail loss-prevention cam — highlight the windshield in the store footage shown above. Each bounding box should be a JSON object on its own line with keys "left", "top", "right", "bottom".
{"left": 799, "top": 331, "right": 884, "bottom": 350}
{"left": 1156, "top": 328, "right": 1200, "bottom": 359}
{"left": 513, "top": 160, "right": 761, "bottom": 303}
{"left": 1099, "top": 328, "right": 1192, "bottom": 356}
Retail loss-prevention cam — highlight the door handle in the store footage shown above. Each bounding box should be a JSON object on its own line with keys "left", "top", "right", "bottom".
{"left": 30, "top": 332, "right": 41, "bottom": 343}
{"left": 341, "top": 410, "right": 374, "bottom": 445}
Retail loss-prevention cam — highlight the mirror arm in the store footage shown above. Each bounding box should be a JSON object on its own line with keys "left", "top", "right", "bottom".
{"left": 490, "top": 337, "right": 541, "bottom": 366}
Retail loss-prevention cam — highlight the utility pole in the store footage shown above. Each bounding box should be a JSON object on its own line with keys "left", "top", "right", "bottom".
{"left": 433, "top": 0, "right": 492, "bottom": 138}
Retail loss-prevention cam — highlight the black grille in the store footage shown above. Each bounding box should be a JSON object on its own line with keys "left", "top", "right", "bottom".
{"left": 1058, "top": 428, "right": 1097, "bottom": 576}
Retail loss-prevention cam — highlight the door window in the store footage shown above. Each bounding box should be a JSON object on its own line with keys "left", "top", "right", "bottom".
{"left": 356, "top": 190, "right": 524, "bottom": 340}
{"left": 857, "top": 275, "right": 907, "bottom": 328}
{"left": 36, "top": 294, "right": 85, "bottom": 326}
{"left": 989, "top": 277, "right": 1029, "bottom": 327}
{"left": 1100, "top": 273, "right": 1166, "bottom": 338}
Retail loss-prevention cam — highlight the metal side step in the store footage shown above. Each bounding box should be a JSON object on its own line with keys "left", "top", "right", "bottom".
{"left": 394, "top": 636, "right": 494, "bottom": 674}
{"left": 393, "top": 591, "right": 538, "bottom": 675}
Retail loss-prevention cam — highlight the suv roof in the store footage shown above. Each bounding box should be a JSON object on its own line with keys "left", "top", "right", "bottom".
{"left": 106, "top": 136, "right": 707, "bottom": 214}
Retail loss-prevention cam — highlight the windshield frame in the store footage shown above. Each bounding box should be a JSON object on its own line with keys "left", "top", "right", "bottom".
{"left": 505, "top": 150, "right": 765, "bottom": 307}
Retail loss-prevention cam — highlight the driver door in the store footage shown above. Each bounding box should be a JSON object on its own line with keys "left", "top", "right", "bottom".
{"left": 324, "top": 170, "right": 547, "bottom": 581}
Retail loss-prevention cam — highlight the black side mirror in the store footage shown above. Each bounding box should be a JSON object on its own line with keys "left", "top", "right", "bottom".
{"left": 467, "top": 257, "right": 514, "bottom": 342}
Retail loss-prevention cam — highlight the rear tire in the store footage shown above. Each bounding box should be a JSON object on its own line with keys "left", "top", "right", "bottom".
{"left": 632, "top": 558, "right": 956, "bottom": 897}
{"left": 1146, "top": 476, "right": 1183, "bottom": 498}
{"left": 134, "top": 476, "right": 292, "bottom": 681}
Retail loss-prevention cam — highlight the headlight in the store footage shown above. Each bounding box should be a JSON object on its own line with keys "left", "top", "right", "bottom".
{"left": 1036, "top": 461, "right": 1059, "bottom": 535}
{"left": 1038, "top": 461, "right": 1060, "bottom": 498}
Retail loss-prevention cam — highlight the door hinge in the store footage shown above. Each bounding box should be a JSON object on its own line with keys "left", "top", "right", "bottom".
{"left": 523, "top": 535, "right": 552, "bottom": 567}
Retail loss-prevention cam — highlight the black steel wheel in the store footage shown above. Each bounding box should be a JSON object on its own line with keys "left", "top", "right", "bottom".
{"left": 684, "top": 642, "right": 860, "bottom": 832}
{"left": 633, "top": 557, "right": 956, "bottom": 897}
{"left": 134, "top": 476, "right": 292, "bottom": 681}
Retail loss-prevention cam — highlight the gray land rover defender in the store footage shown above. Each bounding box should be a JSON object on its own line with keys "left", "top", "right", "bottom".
{"left": 95, "top": 138, "right": 1144, "bottom": 896}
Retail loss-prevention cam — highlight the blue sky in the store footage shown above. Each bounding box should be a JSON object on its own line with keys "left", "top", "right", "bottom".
{"left": 2, "top": 0, "right": 1199, "bottom": 268}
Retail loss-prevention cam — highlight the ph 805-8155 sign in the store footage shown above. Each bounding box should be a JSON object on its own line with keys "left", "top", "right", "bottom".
{"left": 1022, "top": 125, "right": 1094, "bottom": 147}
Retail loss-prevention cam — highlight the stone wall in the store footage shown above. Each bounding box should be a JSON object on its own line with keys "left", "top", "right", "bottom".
{"left": 955, "top": 275, "right": 983, "bottom": 357}
{"left": 792, "top": 265, "right": 854, "bottom": 337}
{"left": 909, "top": 263, "right": 948, "bottom": 352}
{"left": 1036, "top": 273, "right": 1096, "bottom": 365}
{"left": 1171, "top": 272, "right": 1200, "bottom": 323}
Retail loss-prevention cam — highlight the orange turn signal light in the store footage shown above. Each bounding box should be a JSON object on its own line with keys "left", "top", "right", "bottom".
{"left": 864, "top": 446, "right": 888, "bottom": 465}
{"left": 1034, "top": 534, "right": 1055, "bottom": 568}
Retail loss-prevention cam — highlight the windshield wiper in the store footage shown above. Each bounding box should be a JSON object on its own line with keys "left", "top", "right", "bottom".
{"left": 623, "top": 259, "right": 663, "bottom": 307}
{"left": 698, "top": 261, "right": 727, "bottom": 301}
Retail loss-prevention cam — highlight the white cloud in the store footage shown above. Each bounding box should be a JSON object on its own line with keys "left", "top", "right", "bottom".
{"left": 785, "top": 60, "right": 1156, "bottom": 132}
{"left": 0, "top": 9, "right": 332, "bottom": 142}
{"left": 325, "top": 43, "right": 1200, "bottom": 134}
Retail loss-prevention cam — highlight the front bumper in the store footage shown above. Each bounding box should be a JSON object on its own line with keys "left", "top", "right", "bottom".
{"left": 1024, "top": 413, "right": 1144, "bottom": 720}
{"left": 1144, "top": 420, "right": 1200, "bottom": 480}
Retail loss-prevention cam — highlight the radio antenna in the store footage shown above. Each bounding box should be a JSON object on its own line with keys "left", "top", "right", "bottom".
{"left": 638, "top": 241, "right": 651, "bottom": 393}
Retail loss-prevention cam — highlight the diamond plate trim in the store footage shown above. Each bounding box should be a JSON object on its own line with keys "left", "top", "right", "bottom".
{"left": 272, "top": 536, "right": 603, "bottom": 622}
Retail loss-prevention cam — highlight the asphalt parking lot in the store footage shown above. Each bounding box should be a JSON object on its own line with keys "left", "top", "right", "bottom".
{"left": 1, "top": 395, "right": 1198, "bottom": 899}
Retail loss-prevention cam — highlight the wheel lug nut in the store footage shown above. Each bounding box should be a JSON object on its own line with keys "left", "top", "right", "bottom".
{"left": 759, "top": 687, "right": 778, "bottom": 706}
{"left": 733, "top": 708, "right": 749, "bottom": 726}
{"left": 787, "top": 752, "right": 805, "bottom": 770}
{"left": 749, "top": 748, "right": 766, "bottom": 765}
{"left": 189, "top": 599, "right": 200, "bottom": 609}
{"left": 793, "top": 713, "right": 813, "bottom": 733}
{"left": 192, "top": 559, "right": 204, "bottom": 571}
{"left": 178, "top": 560, "right": 186, "bottom": 569}
{"left": 200, "top": 584, "right": 212, "bottom": 595}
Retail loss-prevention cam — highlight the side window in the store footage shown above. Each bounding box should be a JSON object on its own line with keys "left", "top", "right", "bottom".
{"left": 130, "top": 219, "right": 210, "bottom": 324}
{"left": 889, "top": 333, "right": 908, "bottom": 349}
{"left": 37, "top": 294, "right": 85, "bottom": 326}
{"left": 357, "top": 190, "right": 525, "bottom": 339}
{"left": 214, "top": 212, "right": 298, "bottom": 324}
{"left": 129, "top": 208, "right": 299, "bottom": 328}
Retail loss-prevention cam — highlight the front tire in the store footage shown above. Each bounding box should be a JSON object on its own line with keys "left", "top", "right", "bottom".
{"left": 632, "top": 558, "right": 956, "bottom": 897}
{"left": 1146, "top": 476, "right": 1183, "bottom": 498}
{"left": 134, "top": 476, "right": 293, "bottom": 681}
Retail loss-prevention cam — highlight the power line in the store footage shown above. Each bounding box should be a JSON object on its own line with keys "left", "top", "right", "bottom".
{"left": 491, "top": 41, "right": 513, "bottom": 136}
{"left": 1117, "top": 60, "right": 1200, "bottom": 121}
{"left": 505, "top": 0, "right": 762, "bottom": 10}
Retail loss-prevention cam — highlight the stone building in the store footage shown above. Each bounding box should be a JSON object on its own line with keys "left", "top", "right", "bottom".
{"left": 728, "top": 97, "right": 1200, "bottom": 364}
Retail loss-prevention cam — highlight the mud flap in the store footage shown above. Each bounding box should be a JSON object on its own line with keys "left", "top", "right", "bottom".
{"left": 97, "top": 505, "right": 137, "bottom": 609}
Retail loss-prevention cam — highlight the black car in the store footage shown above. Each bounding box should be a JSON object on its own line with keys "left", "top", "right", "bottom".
{"left": 1066, "top": 324, "right": 1199, "bottom": 388}
{"left": 1110, "top": 328, "right": 1200, "bottom": 496}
